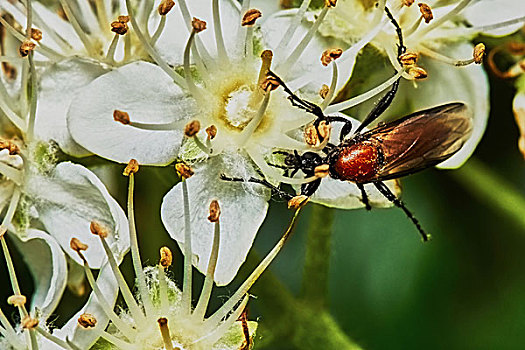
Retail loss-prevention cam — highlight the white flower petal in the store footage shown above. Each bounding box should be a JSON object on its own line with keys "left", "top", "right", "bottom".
{"left": 309, "top": 178, "right": 399, "bottom": 209}
{"left": 8, "top": 229, "right": 67, "bottom": 319}
{"left": 462, "top": 0, "right": 525, "bottom": 36}
{"left": 150, "top": 0, "right": 241, "bottom": 65}
{"left": 260, "top": 10, "right": 357, "bottom": 96}
{"left": 161, "top": 153, "right": 270, "bottom": 286}
{"left": 25, "top": 162, "right": 130, "bottom": 268}
{"left": 35, "top": 58, "right": 109, "bottom": 156}
{"left": 68, "top": 61, "right": 194, "bottom": 165}
{"left": 52, "top": 262, "right": 118, "bottom": 349}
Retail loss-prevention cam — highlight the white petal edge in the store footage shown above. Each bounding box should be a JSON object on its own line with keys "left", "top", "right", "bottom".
{"left": 161, "top": 153, "right": 270, "bottom": 286}
{"left": 8, "top": 228, "right": 67, "bottom": 319}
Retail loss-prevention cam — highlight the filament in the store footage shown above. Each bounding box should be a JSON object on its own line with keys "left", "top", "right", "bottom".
{"left": 275, "top": 0, "right": 312, "bottom": 54}
{"left": 181, "top": 180, "right": 193, "bottom": 315}
{"left": 321, "top": 61, "right": 338, "bottom": 111}
{"left": 212, "top": 0, "right": 229, "bottom": 65}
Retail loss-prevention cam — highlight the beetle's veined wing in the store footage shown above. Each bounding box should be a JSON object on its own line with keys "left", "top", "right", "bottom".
{"left": 363, "top": 102, "right": 473, "bottom": 182}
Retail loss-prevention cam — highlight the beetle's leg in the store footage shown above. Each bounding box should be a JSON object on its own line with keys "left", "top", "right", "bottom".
{"left": 373, "top": 181, "right": 430, "bottom": 242}
{"left": 357, "top": 183, "right": 372, "bottom": 211}
{"left": 238, "top": 308, "right": 251, "bottom": 350}
{"left": 301, "top": 178, "right": 321, "bottom": 197}
{"left": 353, "top": 7, "right": 406, "bottom": 134}
{"left": 220, "top": 174, "right": 294, "bottom": 200}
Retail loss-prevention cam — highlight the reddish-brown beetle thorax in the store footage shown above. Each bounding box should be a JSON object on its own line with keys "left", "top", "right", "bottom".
{"left": 331, "top": 142, "right": 380, "bottom": 182}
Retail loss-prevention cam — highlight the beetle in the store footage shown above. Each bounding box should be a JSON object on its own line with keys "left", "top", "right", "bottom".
{"left": 221, "top": 7, "right": 473, "bottom": 241}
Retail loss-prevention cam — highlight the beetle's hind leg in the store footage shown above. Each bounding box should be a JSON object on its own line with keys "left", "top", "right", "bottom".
{"left": 220, "top": 174, "right": 294, "bottom": 201}
{"left": 373, "top": 181, "right": 430, "bottom": 242}
{"left": 357, "top": 183, "right": 372, "bottom": 211}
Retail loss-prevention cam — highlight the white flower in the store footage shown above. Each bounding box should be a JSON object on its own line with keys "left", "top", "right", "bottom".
{"left": 0, "top": 0, "right": 153, "bottom": 155}
{"left": 67, "top": 0, "right": 401, "bottom": 284}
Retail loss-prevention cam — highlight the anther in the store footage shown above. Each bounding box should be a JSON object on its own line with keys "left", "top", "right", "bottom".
{"left": 304, "top": 121, "right": 330, "bottom": 147}
{"left": 206, "top": 125, "right": 217, "bottom": 140}
{"left": 184, "top": 120, "right": 201, "bottom": 137}
{"left": 30, "top": 28, "right": 42, "bottom": 41}
{"left": 208, "top": 200, "right": 221, "bottom": 222}
{"left": 111, "top": 16, "right": 130, "bottom": 35}
{"left": 21, "top": 316, "right": 39, "bottom": 329}
{"left": 261, "top": 76, "right": 280, "bottom": 92}
{"left": 19, "top": 40, "right": 36, "bottom": 57}
{"left": 7, "top": 295, "right": 26, "bottom": 307}
{"left": 78, "top": 313, "right": 97, "bottom": 328}
{"left": 319, "top": 84, "right": 330, "bottom": 99}
{"left": 473, "top": 43, "right": 485, "bottom": 64}
{"left": 402, "top": 0, "right": 415, "bottom": 6}
{"left": 258, "top": 50, "right": 274, "bottom": 85}
{"left": 159, "top": 246, "right": 173, "bottom": 268}
{"left": 192, "top": 17, "right": 207, "bottom": 33}
{"left": 325, "top": 0, "right": 337, "bottom": 7}
{"left": 90, "top": 221, "right": 109, "bottom": 239}
{"left": 242, "top": 9, "right": 262, "bottom": 26}
{"left": 0, "top": 140, "right": 20, "bottom": 155}
{"left": 113, "top": 110, "right": 131, "bottom": 125}
{"left": 70, "top": 238, "right": 88, "bottom": 253}
{"left": 123, "top": 159, "right": 139, "bottom": 176}
{"left": 408, "top": 66, "right": 428, "bottom": 79}
{"left": 158, "top": 318, "right": 174, "bottom": 350}
{"left": 418, "top": 3, "right": 433, "bottom": 23}
{"left": 321, "top": 48, "right": 343, "bottom": 66}
{"left": 175, "top": 162, "right": 194, "bottom": 179}
{"left": 314, "top": 164, "right": 330, "bottom": 178}
{"left": 399, "top": 52, "right": 418, "bottom": 66}
{"left": 288, "top": 195, "right": 309, "bottom": 209}
{"left": 158, "top": 0, "right": 175, "bottom": 15}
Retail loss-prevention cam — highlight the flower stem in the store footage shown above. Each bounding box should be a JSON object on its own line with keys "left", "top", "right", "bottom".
{"left": 448, "top": 158, "right": 525, "bottom": 231}
{"left": 300, "top": 204, "right": 334, "bottom": 309}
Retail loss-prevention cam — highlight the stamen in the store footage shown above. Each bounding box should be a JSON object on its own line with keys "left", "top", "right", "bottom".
{"left": 258, "top": 50, "right": 273, "bottom": 88}
{"left": 157, "top": 318, "right": 174, "bottom": 350}
{"left": 23, "top": 0, "right": 33, "bottom": 40}
{"left": 21, "top": 315, "right": 38, "bottom": 329}
{"left": 413, "top": 0, "right": 473, "bottom": 38}
{"left": 407, "top": 65, "right": 428, "bottom": 79}
{"left": 113, "top": 109, "right": 131, "bottom": 125}
{"left": 206, "top": 206, "right": 304, "bottom": 326}
{"left": 212, "top": 0, "right": 230, "bottom": 64}
{"left": 275, "top": 0, "right": 313, "bottom": 54}
{"left": 325, "top": 70, "right": 403, "bottom": 113}
{"left": 94, "top": 0, "right": 109, "bottom": 33}
{"left": 7, "top": 294, "right": 26, "bottom": 307}
{"left": 184, "top": 18, "right": 206, "bottom": 102}
{"left": 417, "top": 3, "right": 433, "bottom": 24}
{"left": 193, "top": 201, "right": 221, "bottom": 320}
{"left": 177, "top": 0, "right": 213, "bottom": 65}
{"left": 25, "top": 44, "right": 37, "bottom": 141}
{"left": 288, "top": 195, "right": 310, "bottom": 209}
{"left": 125, "top": 0, "right": 187, "bottom": 88}
{"left": 175, "top": 162, "right": 194, "bottom": 179}
{"left": 277, "top": 5, "right": 331, "bottom": 73}
{"left": 77, "top": 313, "right": 97, "bottom": 328}
{"left": 93, "top": 223, "right": 147, "bottom": 323}
{"left": 0, "top": 188, "right": 21, "bottom": 237}
{"left": 105, "top": 35, "right": 120, "bottom": 64}
{"left": 0, "top": 99, "right": 25, "bottom": 138}
{"left": 206, "top": 125, "right": 217, "bottom": 140}
{"left": 58, "top": 0, "right": 96, "bottom": 54}
{"left": 100, "top": 331, "right": 135, "bottom": 349}
{"left": 418, "top": 44, "right": 483, "bottom": 66}
{"left": 235, "top": 0, "right": 251, "bottom": 57}
{"left": 237, "top": 90, "right": 271, "bottom": 147}
{"left": 35, "top": 326, "right": 73, "bottom": 350}
{"left": 402, "top": 0, "right": 415, "bottom": 6}
{"left": 158, "top": 0, "right": 175, "bottom": 15}
{"left": 158, "top": 246, "right": 172, "bottom": 311}
{"left": 320, "top": 52, "right": 340, "bottom": 110}
{"left": 242, "top": 9, "right": 262, "bottom": 26}
{"left": 124, "top": 160, "right": 154, "bottom": 317}
{"left": 30, "top": 28, "right": 41, "bottom": 42}
{"left": 150, "top": 15, "right": 167, "bottom": 46}
{"left": 111, "top": 16, "right": 130, "bottom": 35}
{"left": 19, "top": 40, "right": 35, "bottom": 57}
{"left": 76, "top": 249, "right": 137, "bottom": 339}
{"left": 399, "top": 52, "right": 418, "bottom": 66}
{"left": 181, "top": 180, "right": 193, "bottom": 315}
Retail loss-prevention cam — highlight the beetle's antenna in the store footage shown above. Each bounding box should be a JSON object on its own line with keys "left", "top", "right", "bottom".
{"left": 352, "top": 6, "right": 406, "bottom": 135}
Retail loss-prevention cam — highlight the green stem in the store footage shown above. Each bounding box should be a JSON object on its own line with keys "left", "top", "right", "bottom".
{"left": 448, "top": 158, "right": 525, "bottom": 231}
{"left": 300, "top": 204, "right": 335, "bottom": 309}
{"left": 245, "top": 252, "right": 362, "bottom": 350}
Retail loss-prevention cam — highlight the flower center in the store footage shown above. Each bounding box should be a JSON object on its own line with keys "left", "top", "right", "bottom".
{"left": 224, "top": 86, "right": 258, "bottom": 129}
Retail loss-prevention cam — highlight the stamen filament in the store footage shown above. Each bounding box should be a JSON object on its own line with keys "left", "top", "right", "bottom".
{"left": 439, "top": 16, "right": 525, "bottom": 37}
{"left": 413, "top": 0, "right": 473, "bottom": 38}
{"left": 404, "top": 16, "right": 422, "bottom": 37}
{"left": 184, "top": 30, "right": 205, "bottom": 102}
{"left": 35, "top": 326, "right": 73, "bottom": 350}
{"left": 158, "top": 265, "right": 169, "bottom": 312}
{"left": 95, "top": 0, "right": 110, "bottom": 33}
{"left": 418, "top": 45, "right": 474, "bottom": 66}
{"left": 178, "top": 0, "right": 213, "bottom": 65}
{"left": 235, "top": 0, "right": 250, "bottom": 57}
{"left": 325, "top": 70, "right": 403, "bottom": 114}
{"left": 58, "top": 0, "right": 96, "bottom": 54}
{"left": 76, "top": 0, "right": 100, "bottom": 35}
{"left": 23, "top": 0, "right": 32, "bottom": 40}
{"left": 0, "top": 96, "right": 26, "bottom": 132}
{"left": 98, "top": 235, "right": 147, "bottom": 324}
{"left": 193, "top": 220, "right": 220, "bottom": 320}
{"left": 25, "top": 51, "right": 37, "bottom": 141}
{"left": 105, "top": 34, "right": 120, "bottom": 64}
{"left": 127, "top": 173, "right": 154, "bottom": 317}
{"left": 125, "top": 0, "right": 187, "bottom": 88}
{"left": 150, "top": 15, "right": 167, "bottom": 46}
{"left": 238, "top": 93, "right": 271, "bottom": 147}
{"left": 0, "top": 56, "right": 23, "bottom": 63}
{"left": 278, "top": 6, "right": 330, "bottom": 73}
{"left": 81, "top": 261, "right": 137, "bottom": 338}
{"left": 207, "top": 207, "right": 303, "bottom": 326}
{"left": 181, "top": 180, "right": 193, "bottom": 315}
{"left": 321, "top": 61, "right": 338, "bottom": 111}
{"left": 212, "top": 0, "right": 229, "bottom": 64}
{"left": 100, "top": 331, "right": 137, "bottom": 349}
{"left": 124, "top": 30, "right": 131, "bottom": 62}
{"left": 194, "top": 135, "right": 214, "bottom": 155}
{"left": 0, "top": 188, "right": 22, "bottom": 238}
{"left": 158, "top": 318, "right": 174, "bottom": 350}
{"left": 275, "top": 0, "right": 312, "bottom": 54}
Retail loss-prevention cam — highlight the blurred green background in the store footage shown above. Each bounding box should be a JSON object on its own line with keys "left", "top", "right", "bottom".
{"left": 2, "top": 26, "right": 525, "bottom": 350}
